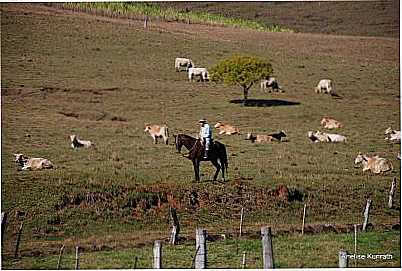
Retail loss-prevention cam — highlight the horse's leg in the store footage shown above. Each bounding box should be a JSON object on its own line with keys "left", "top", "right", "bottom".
{"left": 211, "top": 159, "right": 221, "bottom": 181}
{"left": 193, "top": 160, "right": 200, "bottom": 182}
{"left": 220, "top": 158, "right": 226, "bottom": 181}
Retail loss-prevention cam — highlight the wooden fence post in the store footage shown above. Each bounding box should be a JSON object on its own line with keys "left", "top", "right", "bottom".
{"left": 362, "top": 199, "right": 372, "bottom": 231}
{"left": 75, "top": 246, "right": 79, "bottom": 270}
{"left": 1, "top": 212, "right": 7, "bottom": 245}
{"left": 388, "top": 177, "right": 397, "bottom": 208}
{"left": 57, "top": 245, "right": 65, "bottom": 269}
{"left": 169, "top": 207, "right": 180, "bottom": 245}
{"left": 195, "top": 228, "right": 207, "bottom": 269}
{"left": 14, "top": 222, "right": 23, "bottom": 258}
{"left": 133, "top": 256, "right": 138, "bottom": 269}
{"left": 239, "top": 207, "right": 244, "bottom": 238}
{"left": 144, "top": 15, "right": 148, "bottom": 29}
{"left": 301, "top": 203, "right": 307, "bottom": 235}
{"left": 153, "top": 240, "right": 162, "bottom": 269}
{"left": 261, "top": 226, "right": 274, "bottom": 269}
{"left": 354, "top": 224, "right": 358, "bottom": 267}
{"left": 338, "top": 250, "right": 348, "bottom": 268}
{"left": 242, "top": 251, "right": 247, "bottom": 269}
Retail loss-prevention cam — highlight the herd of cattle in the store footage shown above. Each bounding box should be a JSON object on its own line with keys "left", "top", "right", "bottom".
{"left": 12, "top": 57, "right": 400, "bottom": 177}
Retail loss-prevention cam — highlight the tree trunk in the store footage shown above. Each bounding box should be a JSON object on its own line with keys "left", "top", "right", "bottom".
{"left": 243, "top": 87, "right": 249, "bottom": 101}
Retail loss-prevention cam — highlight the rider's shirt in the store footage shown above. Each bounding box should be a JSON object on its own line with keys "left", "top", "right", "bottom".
{"left": 199, "top": 123, "right": 212, "bottom": 139}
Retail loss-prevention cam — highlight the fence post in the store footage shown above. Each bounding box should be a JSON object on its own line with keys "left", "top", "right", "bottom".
{"left": 301, "top": 203, "right": 307, "bottom": 235}
{"left": 169, "top": 207, "right": 180, "bottom": 245}
{"left": 242, "top": 251, "right": 247, "bottom": 269}
{"left": 144, "top": 15, "right": 148, "bottom": 29}
{"left": 153, "top": 240, "right": 163, "bottom": 269}
{"left": 133, "top": 256, "right": 138, "bottom": 269}
{"left": 261, "top": 226, "right": 274, "bottom": 269}
{"left": 338, "top": 250, "right": 348, "bottom": 268}
{"left": 57, "top": 245, "right": 65, "bottom": 269}
{"left": 195, "top": 228, "right": 207, "bottom": 269}
{"left": 354, "top": 224, "right": 358, "bottom": 267}
{"left": 14, "top": 222, "right": 23, "bottom": 258}
{"left": 362, "top": 199, "right": 372, "bottom": 231}
{"left": 239, "top": 207, "right": 244, "bottom": 238}
{"left": 1, "top": 212, "right": 7, "bottom": 245}
{"left": 388, "top": 177, "right": 397, "bottom": 208}
{"left": 75, "top": 246, "right": 79, "bottom": 270}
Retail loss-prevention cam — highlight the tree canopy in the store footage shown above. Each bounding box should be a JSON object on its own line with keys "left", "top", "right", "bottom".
{"left": 210, "top": 55, "right": 273, "bottom": 100}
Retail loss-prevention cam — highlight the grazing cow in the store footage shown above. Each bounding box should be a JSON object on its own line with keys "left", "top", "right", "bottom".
{"left": 307, "top": 130, "right": 346, "bottom": 143}
{"left": 70, "top": 135, "right": 92, "bottom": 149}
{"left": 188, "top": 67, "right": 209, "bottom": 82}
{"left": 13, "top": 153, "right": 54, "bottom": 171}
{"left": 246, "top": 131, "right": 286, "bottom": 143}
{"left": 384, "top": 127, "right": 401, "bottom": 142}
{"left": 321, "top": 117, "right": 343, "bottom": 129}
{"left": 175, "top": 57, "right": 194, "bottom": 72}
{"left": 144, "top": 124, "right": 169, "bottom": 144}
{"left": 214, "top": 122, "right": 240, "bottom": 135}
{"left": 315, "top": 79, "right": 334, "bottom": 94}
{"left": 354, "top": 153, "right": 393, "bottom": 174}
{"left": 260, "top": 77, "right": 282, "bottom": 93}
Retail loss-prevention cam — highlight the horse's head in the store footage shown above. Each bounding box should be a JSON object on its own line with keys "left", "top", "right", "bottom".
{"left": 174, "top": 134, "right": 182, "bottom": 153}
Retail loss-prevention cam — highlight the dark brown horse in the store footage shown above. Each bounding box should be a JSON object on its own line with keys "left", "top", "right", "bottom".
{"left": 174, "top": 134, "right": 228, "bottom": 182}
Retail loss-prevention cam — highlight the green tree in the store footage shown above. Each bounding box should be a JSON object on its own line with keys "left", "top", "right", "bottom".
{"left": 210, "top": 55, "right": 273, "bottom": 101}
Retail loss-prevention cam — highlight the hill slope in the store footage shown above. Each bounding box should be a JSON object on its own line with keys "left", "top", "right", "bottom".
{"left": 159, "top": 1, "right": 400, "bottom": 37}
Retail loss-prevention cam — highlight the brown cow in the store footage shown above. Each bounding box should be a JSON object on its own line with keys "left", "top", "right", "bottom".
{"left": 214, "top": 122, "right": 240, "bottom": 135}
{"left": 144, "top": 124, "right": 169, "bottom": 144}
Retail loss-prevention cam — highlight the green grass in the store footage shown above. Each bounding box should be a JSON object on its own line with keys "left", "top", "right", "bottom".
{"left": 1, "top": 4, "right": 400, "bottom": 269}
{"left": 59, "top": 2, "right": 293, "bottom": 32}
{"left": 3, "top": 230, "right": 399, "bottom": 268}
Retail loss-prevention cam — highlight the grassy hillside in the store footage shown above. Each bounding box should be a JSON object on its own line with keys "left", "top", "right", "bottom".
{"left": 1, "top": 3, "right": 400, "bottom": 268}
{"left": 159, "top": 1, "right": 400, "bottom": 37}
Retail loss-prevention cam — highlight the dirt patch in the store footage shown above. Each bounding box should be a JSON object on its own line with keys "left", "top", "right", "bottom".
{"left": 54, "top": 181, "right": 305, "bottom": 220}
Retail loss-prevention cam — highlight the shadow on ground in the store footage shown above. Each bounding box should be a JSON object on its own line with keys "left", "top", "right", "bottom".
{"left": 230, "top": 99, "right": 301, "bottom": 107}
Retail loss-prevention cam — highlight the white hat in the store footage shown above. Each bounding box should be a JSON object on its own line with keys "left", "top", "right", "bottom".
{"left": 198, "top": 119, "right": 207, "bottom": 123}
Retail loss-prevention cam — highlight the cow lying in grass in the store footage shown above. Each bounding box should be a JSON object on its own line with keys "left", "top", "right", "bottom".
{"left": 384, "top": 127, "right": 401, "bottom": 142}
{"left": 246, "top": 130, "right": 287, "bottom": 143}
{"left": 354, "top": 153, "right": 393, "bottom": 174}
{"left": 144, "top": 124, "right": 169, "bottom": 144}
{"left": 307, "top": 130, "right": 347, "bottom": 143}
{"left": 14, "top": 153, "right": 54, "bottom": 171}
{"left": 321, "top": 117, "right": 343, "bottom": 129}
{"left": 214, "top": 122, "right": 240, "bottom": 135}
{"left": 70, "top": 134, "right": 92, "bottom": 149}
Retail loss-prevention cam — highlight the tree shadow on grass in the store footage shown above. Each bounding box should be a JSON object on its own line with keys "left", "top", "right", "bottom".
{"left": 230, "top": 99, "right": 301, "bottom": 107}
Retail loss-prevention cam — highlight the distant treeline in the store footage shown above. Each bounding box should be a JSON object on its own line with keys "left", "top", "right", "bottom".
{"left": 60, "top": 2, "right": 293, "bottom": 33}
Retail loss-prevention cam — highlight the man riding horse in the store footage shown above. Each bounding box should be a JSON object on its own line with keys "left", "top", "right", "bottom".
{"left": 198, "top": 119, "right": 212, "bottom": 159}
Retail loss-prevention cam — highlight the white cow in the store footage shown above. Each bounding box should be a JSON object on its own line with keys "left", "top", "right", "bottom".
{"left": 307, "top": 130, "right": 347, "bottom": 143}
{"left": 315, "top": 79, "right": 334, "bottom": 94}
{"left": 354, "top": 153, "right": 393, "bottom": 174}
{"left": 384, "top": 127, "right": 401, "bottom": 142}
{"left": 70, "top": 135, "right": 92, "bottom": 149}
{"left": 175, "top": 58, "right": 194, "bottom": 72}
{"left": 260, "top": 77, "right": 282, "bottom": 92}
{"left": 188, "top": 67, "right": 209, "bottom": 82}
{"left": 14, "top": 153, "right": 54, "bottom": 171}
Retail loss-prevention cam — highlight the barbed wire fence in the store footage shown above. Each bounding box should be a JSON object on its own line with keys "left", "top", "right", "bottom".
{"left": 1, "top": 186, "right": 399, "bottom": 270}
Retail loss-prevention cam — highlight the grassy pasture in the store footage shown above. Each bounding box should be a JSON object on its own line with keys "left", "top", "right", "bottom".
{"left": 1, "top": 4, "right": 400, "bottom": 268}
